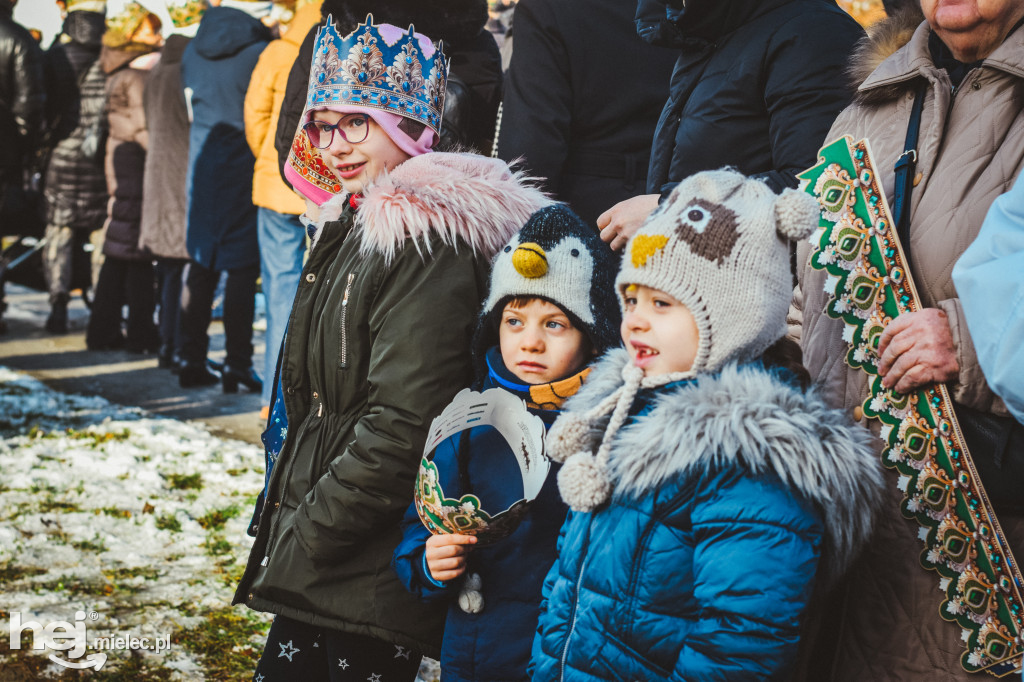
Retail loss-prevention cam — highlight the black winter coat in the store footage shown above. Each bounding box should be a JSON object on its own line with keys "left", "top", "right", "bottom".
{"left": 42, "top": 11, "right": 108, "bottom": 231}
{"left": 0, "top": 5, "right": 45, "bottom": 190}
{"left": 273, "top": 0, "right": 499, "bottom": 182}
{"left": 638, "top": 0, "right": 863, "bottom": 196}
{"left": 496, "top": 0, "right": 676, "bottom": 228}
{"left": 181, "top": 7, "right": 270, "bottom": 270}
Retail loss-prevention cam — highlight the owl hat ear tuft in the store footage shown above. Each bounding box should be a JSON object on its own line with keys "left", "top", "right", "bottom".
{"left": 774, "top": 188, "right": 819, "bottom": 242}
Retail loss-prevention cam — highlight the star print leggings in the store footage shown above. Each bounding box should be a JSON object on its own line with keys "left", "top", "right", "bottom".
{"left": 253, "top": 615, "right": 422, "bottom": 682}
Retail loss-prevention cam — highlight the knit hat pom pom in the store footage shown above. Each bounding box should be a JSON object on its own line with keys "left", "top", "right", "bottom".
{"left": 774, "top": 188, "right": 820, "bottom": 242}
{"left": 557, "top": 451, "right": 612, "bottom": 512}
{"left": 458, "top": 572, "right": 484, "bottom": 614}
{"left": 546, "top": 413, "right": 595, "bottom": 463}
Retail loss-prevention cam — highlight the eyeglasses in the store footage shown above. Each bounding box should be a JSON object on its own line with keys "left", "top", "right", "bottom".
{"left": 302, "top": 114, "right": 370, "bottom": 149}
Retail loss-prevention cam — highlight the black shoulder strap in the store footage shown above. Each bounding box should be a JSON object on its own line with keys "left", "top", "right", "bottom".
{"left": 892, "top": 82, "right": 928, "bottom": 261}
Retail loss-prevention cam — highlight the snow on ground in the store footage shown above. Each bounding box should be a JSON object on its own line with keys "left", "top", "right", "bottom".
{"left": 0, "top": 367, "right": 440, "bottom": 681}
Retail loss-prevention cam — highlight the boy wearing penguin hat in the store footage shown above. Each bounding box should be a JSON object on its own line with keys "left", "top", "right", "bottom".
{"left": 531, "top": 169, "right": 885, "bottom": 681}
{"left": 393, "top": 203, "right": 620, "bottom": 682}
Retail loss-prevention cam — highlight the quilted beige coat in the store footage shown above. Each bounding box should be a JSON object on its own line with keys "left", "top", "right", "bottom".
{"left": 789, "top": 10, "right": 1024, "bottom": 681}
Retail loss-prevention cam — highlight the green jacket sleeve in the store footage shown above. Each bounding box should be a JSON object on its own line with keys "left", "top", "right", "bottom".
{"left": 293, "top": 244, "right": 483, "bottom": 561}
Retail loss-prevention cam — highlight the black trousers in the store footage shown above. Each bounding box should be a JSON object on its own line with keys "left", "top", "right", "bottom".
{"left": 155, "top": 257, "right": 187, "bottom": 359}
{"left": 178, "top": 260, "right": 258, "bottom": 370}
{"left": 253, "top": 615, "right": 422, "bottom": 682}
{"left": 85, "top": 256, "right": 156, "bottom": 350}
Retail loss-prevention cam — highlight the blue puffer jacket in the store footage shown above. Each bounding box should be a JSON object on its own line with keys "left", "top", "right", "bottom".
{"left": 532, "top": 350, "right": 884, "bottom": 681}
{"left": 393, "top": 351, "right": 574, "bottom": 682}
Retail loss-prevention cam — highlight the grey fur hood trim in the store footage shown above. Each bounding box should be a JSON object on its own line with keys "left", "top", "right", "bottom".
{"left": 559, "top": 349, "right": 885, "bottom": 578}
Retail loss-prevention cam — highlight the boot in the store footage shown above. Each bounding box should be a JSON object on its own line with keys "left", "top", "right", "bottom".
{"left": 179, "top": 362, "right": 221, "bottom": 388}
{"left": 222, "top": 365, "right": 262, "bottom": 394}
{"left": 46, "top": 299, "right": 68, "bottom": 334}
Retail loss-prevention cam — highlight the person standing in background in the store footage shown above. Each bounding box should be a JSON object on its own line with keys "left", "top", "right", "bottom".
{"left": 138, "top": 0, "right": 205, "bottom": 370}
{"left": 495, "top": 0, "right": 676, "bottom": 230}
{"left": 0, "top": 0, "right": 46, "bottom": 334}
{"left": 85, "top": 0, "right": 162, "bottom": 351}
{"left": 41, "top": 0, "right": 108, "bottom": 333}
{"left": 597, "top": 0, "right": 864, "bottom": 250}
{"left": 178, "top": 0, "right": 270, "bottom": 390}
{"left": 243, "top": 0, "right": 320, "bottom": 417}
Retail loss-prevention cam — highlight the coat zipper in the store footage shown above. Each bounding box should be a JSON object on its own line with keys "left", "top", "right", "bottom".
{"left": 560, "top": 519, "right": 592, "bottom": 681}
{"left": 339, "top": 273, "right": 354, "bottom": 368}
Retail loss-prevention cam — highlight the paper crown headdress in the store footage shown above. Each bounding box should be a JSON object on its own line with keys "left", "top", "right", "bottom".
{"left": 307, "top": 14, "right": 450, "bottom": 135}
{"left": 415, "top": 389, "right": 549, "bottom": 545}
{"left": 67, "top": 0, "right": 108, "bottom": 12}
{"left": 165, "top": 0, "right": 205, "bottom": 28}
{"left": 103, "top": 1, "right": 151, "bottom": 46}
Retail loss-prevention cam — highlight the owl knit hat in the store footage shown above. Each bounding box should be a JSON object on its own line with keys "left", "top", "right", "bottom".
{"left": 549, "top": 168, "right": 821, "bottom": 512}
{"left": 474, "top": 204, "right": 621, "bottom": 377}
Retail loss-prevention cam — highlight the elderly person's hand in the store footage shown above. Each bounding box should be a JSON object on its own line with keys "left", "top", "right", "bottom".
{"left": 598, "top": 194, "right": 660, "bottom": 251}
{"left": 876, "top": 308, "right": 959, "bottom": 393}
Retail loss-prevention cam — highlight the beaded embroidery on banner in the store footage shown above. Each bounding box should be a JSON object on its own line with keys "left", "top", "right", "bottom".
{"left": 288, "top": 129, "right": 342, "bottom": 196}
{"left": 798, "top": 137, "right": 1024, "bottom": 678}
{"left": 306, "top": 14, "right": 450, "bottom": 135}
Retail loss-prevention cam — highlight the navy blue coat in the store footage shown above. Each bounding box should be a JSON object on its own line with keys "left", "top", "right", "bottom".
{"left": 394, "top": 371, "right": 568, "bottom": 682}
{"left": 531, "top": 352, "right": 883, "bottom": 681}
{"left": 637, "top": 0, "right": 863, "bottom": 197}
{"left": 180, "top": 7, "right": 269, "bottom": 270}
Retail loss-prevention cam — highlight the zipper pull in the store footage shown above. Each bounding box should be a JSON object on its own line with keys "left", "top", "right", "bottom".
{"left": 261, "top": 555, "right": 269, "bottom": 567}
{"left": 342, "top": 273, "right": 354, "bottom": 305}
{"left": 317, "top": 402, "right": 323, "bottom": 417}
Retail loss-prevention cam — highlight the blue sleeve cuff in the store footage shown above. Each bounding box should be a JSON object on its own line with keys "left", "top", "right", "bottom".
{"left": 423, "top": 552, "right": 448, "bottom": 588}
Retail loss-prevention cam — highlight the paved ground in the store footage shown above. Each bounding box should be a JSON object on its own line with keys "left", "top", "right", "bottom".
{"left": 0, "top": 283, "right": 266, "bottom": 443}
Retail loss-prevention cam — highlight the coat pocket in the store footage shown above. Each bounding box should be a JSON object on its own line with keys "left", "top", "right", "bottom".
{"left": 338, "top": 272, "right": 355, "bottom": 369}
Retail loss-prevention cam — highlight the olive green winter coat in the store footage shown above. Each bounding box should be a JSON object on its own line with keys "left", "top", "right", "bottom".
{"left": 233, "top": 152, "right": 550, "bottom": 656}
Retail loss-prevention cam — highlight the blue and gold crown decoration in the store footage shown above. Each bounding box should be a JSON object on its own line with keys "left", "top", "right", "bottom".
{"left": 799, "top": 137, "right": 1023, "bottom": 678}
{"left": 307, "top": 14, "right": 450, "bottom": 136}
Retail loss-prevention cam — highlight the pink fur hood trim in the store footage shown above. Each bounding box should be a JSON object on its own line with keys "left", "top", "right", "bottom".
{"left": 316, "top": 153, "right": 553, "bottom": 265}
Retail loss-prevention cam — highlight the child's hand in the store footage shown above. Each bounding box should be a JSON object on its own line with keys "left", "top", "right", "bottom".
{"left": 425, "top": 533, "right": 478, "bottom": 583}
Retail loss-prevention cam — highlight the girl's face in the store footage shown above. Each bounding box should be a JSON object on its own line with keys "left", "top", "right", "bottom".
{"left": 499, "top": 298, "right": 592, "bottom": 384}
{"left": 312, "top": 110, "right": 411, "bottom": 195}
{"left": 621, "top": 284, "right": 700, "bottom": 376}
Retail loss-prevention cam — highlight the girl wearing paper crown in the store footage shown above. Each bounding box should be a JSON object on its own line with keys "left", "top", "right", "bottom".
{"left": 391, "top": 204, "right": 620, "bottom": 682}
{"left": 234, "top": 15, "right": 550, "bottom": 679}
{"left": 530, "top": 170, "right": 885, "bottom": 681}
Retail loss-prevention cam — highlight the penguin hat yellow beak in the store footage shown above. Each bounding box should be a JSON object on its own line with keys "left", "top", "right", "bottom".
{"left": 513, "top": 242, "right": 548, "bottom": 278}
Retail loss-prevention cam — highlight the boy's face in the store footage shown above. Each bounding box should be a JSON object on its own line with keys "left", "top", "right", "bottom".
{"left": 621, "top": 284, "right": 700, "bottom": 377}
{"left": 311, "top": 110, "right": 410, "bottom": 195}
{"left": 499, "top": 298, "right": 592, "bottom": 385}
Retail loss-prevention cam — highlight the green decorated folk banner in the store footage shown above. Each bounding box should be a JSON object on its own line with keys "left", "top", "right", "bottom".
{"left": 798, "top": 136, "right": 1023, "bottom": 677}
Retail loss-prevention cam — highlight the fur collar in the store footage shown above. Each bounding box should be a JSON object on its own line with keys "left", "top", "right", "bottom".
{"left": 848, "top": 6, "right": 1024, "bottom": 105}
{"left": 848, "top": 5, "right": 925, "bottom": 104}
{"left": 563, "top": 349, "right": 885, "bottom": 579}
{"left": 314, "top": 153, "right": 551, "bottom": 264}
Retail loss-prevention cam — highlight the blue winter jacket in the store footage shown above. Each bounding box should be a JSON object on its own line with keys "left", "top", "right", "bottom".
{"left": 393, "top": 350, "right": 573, "bottom": 682}
{"left": 180, "top": 7, "right": 269, "bottom": 270}
{"left": 531, "top": 350, "right": 883, "bottom": 681}
{"left": 953, "top": 170, "right": 1024, "bottom": 426}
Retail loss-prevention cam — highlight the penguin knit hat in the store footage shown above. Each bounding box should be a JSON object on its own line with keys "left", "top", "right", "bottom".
{"left": 474, "top": 204, "right": 621, "bottom": 376}
{"left": 550, "top": 169, "right": 820, "bottom": 512}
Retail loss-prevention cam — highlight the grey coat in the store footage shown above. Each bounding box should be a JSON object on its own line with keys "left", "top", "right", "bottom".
{"left": 138, "top": 34, "right": 189, "bottom": 260}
